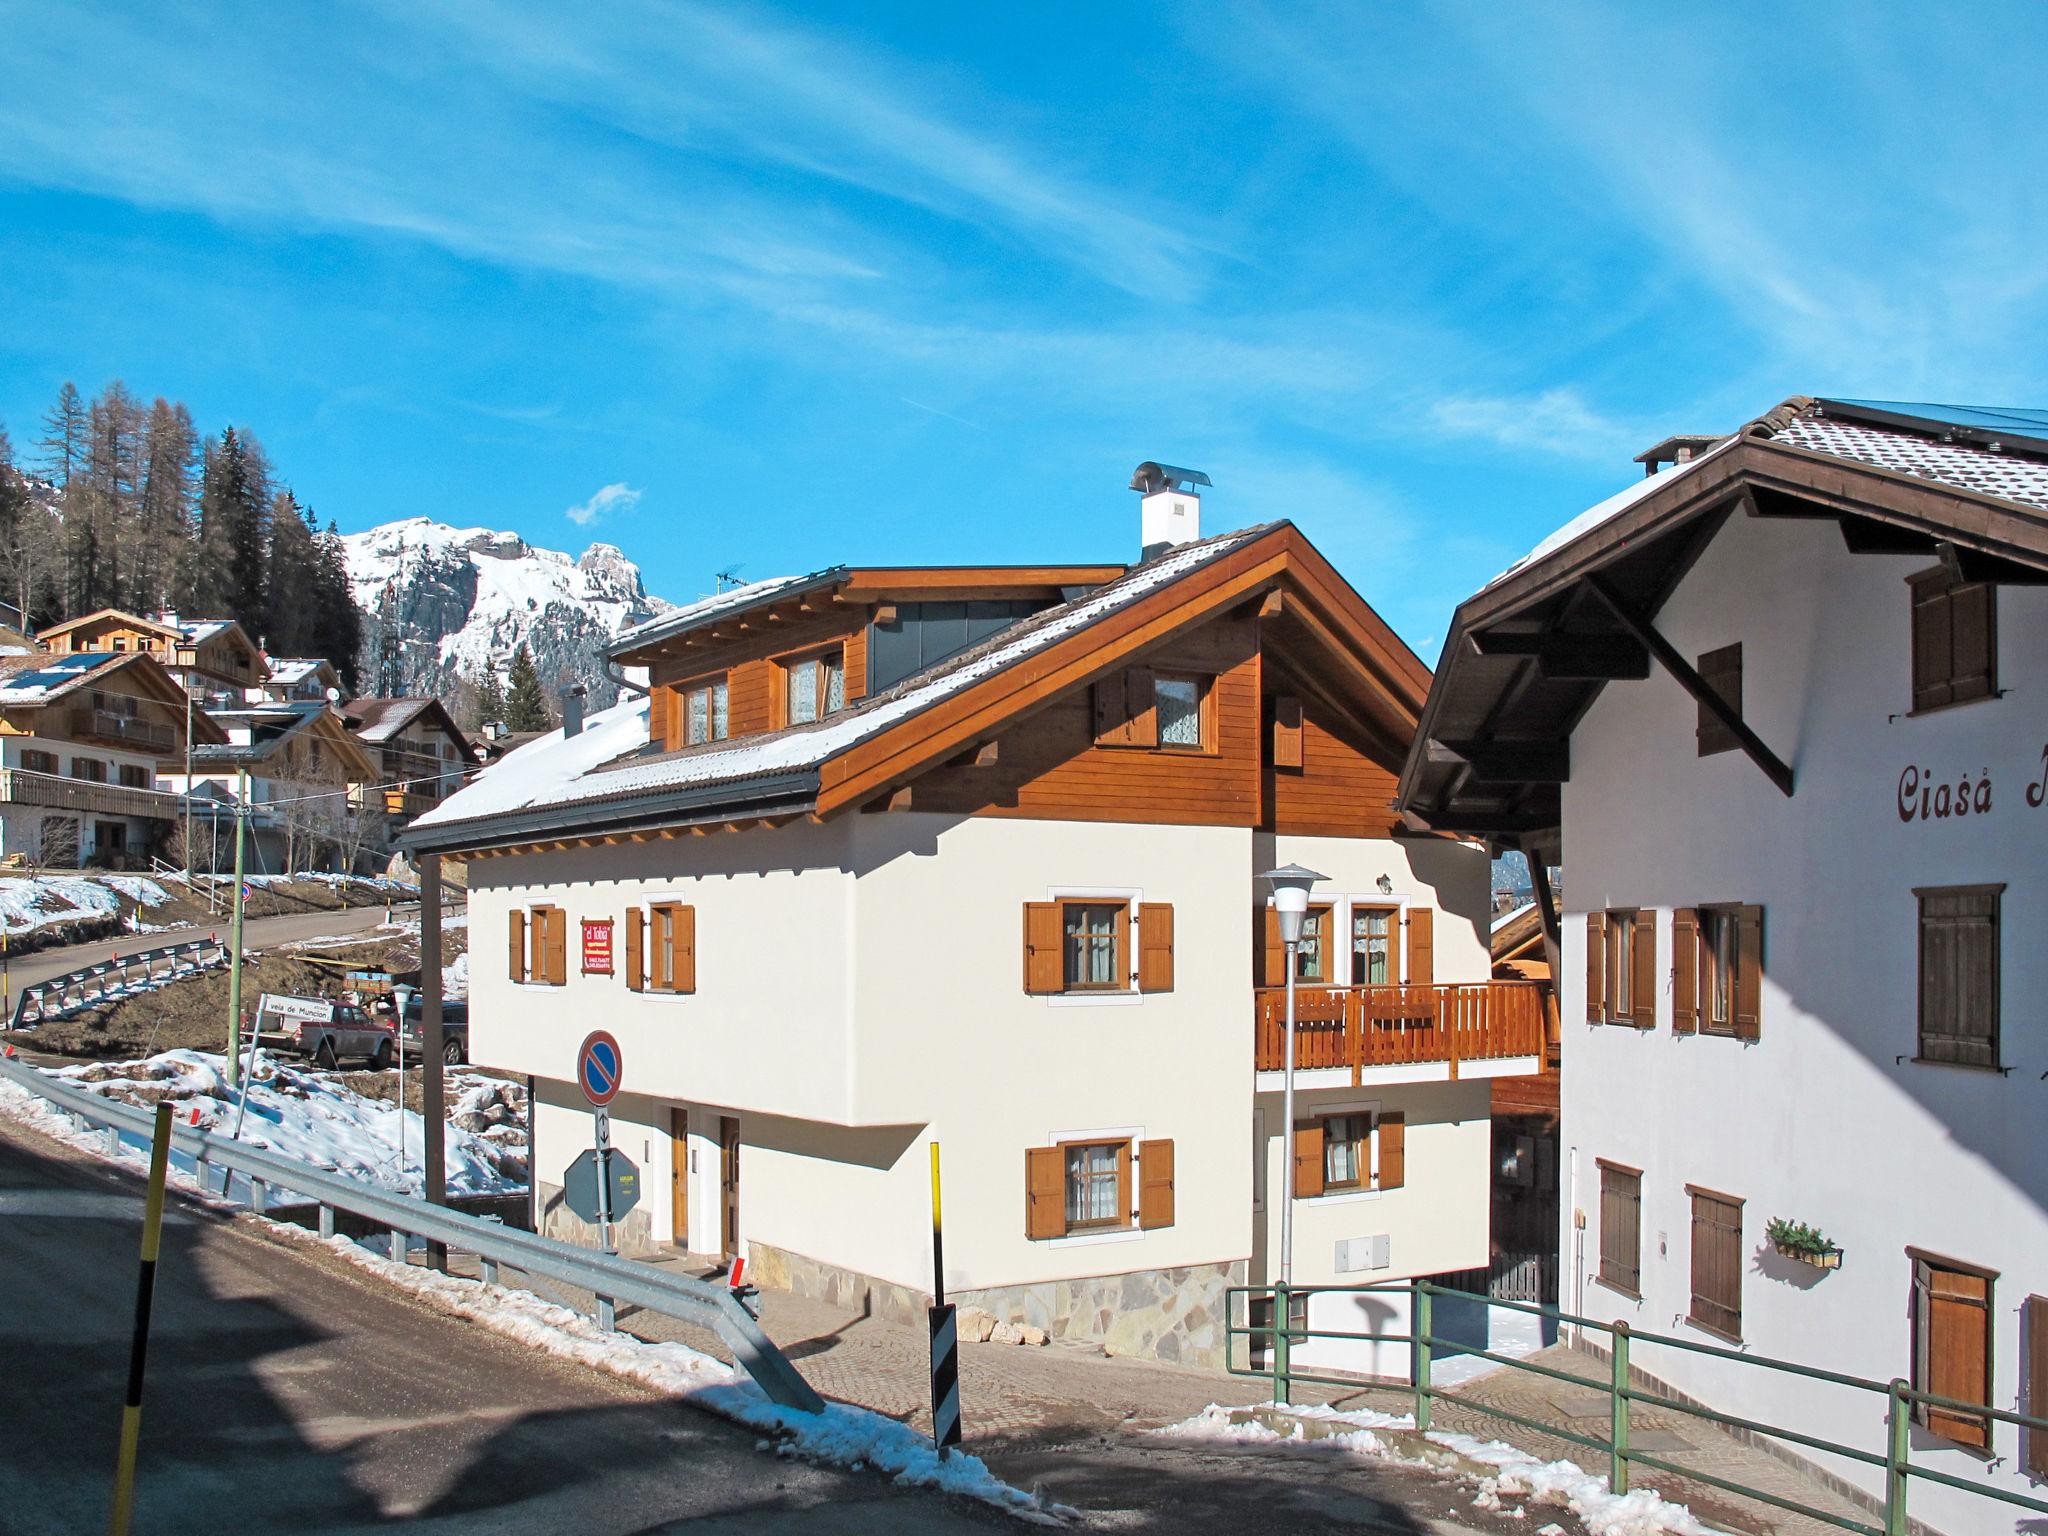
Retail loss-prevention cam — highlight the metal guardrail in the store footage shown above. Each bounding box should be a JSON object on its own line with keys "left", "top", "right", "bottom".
{"left": 1229, "top": 1279, "right": 2048, "bottom": 1536}
{"left": 0, "top": 1052, "right": 822, "bottom": 1414}
{"left": 9, "top": 938, "right": 229, "bottom": 1031}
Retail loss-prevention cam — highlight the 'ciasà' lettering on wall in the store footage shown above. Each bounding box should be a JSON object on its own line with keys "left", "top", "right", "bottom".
{"left": 1897, "top": 746, "right": 2048, "bottom": 822}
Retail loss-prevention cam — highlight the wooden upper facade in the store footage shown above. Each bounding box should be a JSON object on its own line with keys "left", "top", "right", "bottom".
{"left": 415, "top": 524, "right": 1437, "bottom": 857}
{"left": 39, "top": 609, "right": 269, "bottom": 700}
{"left": 0, "top": 651, "right": 225, "bottom": 758}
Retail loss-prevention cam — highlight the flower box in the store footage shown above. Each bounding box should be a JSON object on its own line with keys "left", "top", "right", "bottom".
{"left": 1772, "top": 1238, "right": 1843, "bottom": 1270}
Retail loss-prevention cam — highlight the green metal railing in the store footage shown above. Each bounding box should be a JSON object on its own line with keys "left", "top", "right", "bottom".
{"left": 1227, "top": 1280, "right": 2048, "bottom": 1536}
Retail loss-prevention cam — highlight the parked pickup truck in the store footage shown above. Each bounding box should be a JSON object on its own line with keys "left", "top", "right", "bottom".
{"left": 396, "top": 997, "right": 470, "bottom": 1065}
{"left": 253, "top": 993, "right": 394, "bottom": 1070}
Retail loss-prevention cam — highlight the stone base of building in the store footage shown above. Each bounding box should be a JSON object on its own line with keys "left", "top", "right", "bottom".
{"left": 535, "top": 1179, "right": 658, "bottom": 1258}
{"left": 747, "top": 1241, "right": 1245, "bottom": 1371}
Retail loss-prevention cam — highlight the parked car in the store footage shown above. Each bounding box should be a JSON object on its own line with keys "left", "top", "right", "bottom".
{"left": 396, "top": 997, "right": 470, "bottom": 1065}
{"left": 252, "top": 993, "right": 394, "bottom": 1070}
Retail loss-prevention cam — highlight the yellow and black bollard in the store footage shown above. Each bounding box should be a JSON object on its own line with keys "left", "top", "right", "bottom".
{"left": 108, "top": 1102, "right": 173, "bottom": 1536}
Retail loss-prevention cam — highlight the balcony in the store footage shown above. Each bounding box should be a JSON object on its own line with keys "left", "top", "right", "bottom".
{"left": 1254, "top": 982, "right": 1547, "bottom": 1085}
{"left": 67, "top": 708, "right": 173, "bottom": 753}
{"left": 0, "top": 768, "right": 183, "bottom": 821}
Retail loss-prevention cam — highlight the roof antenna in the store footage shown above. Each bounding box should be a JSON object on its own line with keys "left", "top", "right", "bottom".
{"left": 714, "top": 566, "right": 745, "bottom": 593}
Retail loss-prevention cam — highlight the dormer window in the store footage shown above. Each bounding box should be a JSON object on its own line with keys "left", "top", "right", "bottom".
{"left": 782, "top": 647, "right": 845, "bottom": 726}
{"left": 683, "top": 675, "right": 730, "bottom": 746}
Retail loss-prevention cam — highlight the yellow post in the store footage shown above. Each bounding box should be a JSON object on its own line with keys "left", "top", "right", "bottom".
{"left": 108, "top": 1101, "right": 174, "bottom": 1536}
{"left": 929, "top": 1142, "right": 944, "bottom": 1304}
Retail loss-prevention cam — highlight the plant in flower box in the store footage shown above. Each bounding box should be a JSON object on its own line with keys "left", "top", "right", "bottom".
{"left": 1766, "top": 1217, "right": 1843, "bottom": 1270}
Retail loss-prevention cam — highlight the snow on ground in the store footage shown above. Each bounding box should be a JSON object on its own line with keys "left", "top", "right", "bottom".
{"left": 51, "top": 1049, "right": 526, "bottom": 1196}
{"left": 1154, "top": 1403, "right": 1727, "bottom": 1536}
{"left": 443, "top": 950, "right": 470, "bottom": 1000}
{"left": 1431, "top": 1292, "right": 1554, "bottom": 1388}
{"left": 0, "top": 1059, "right": 1059, "bottom": 1524}
{"left": 0, "top": 874, "right": 141, "bottom": 936}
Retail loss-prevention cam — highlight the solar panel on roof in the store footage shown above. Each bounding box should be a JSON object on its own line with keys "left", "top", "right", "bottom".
{"left": 1822, "top": 399, "right": 2048, "bottom": 452}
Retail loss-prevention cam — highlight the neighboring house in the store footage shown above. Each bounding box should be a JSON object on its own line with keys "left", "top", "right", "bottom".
{"left": 342, "top": 698, "right": 477, "bottom": 828}
{"left": 467, "top": 722, "right": 547, "bottom": 767}
{"left": 0, "top": 650, "right": 224, "bottom": 867}
{"left": 258, "top": 657, "right": 346, "bottom": 705}
{"left": 38, "top": 609, "right": 271, "bottom": 708}
{"left": 406, "top": 471, "right": 1542, "bottom": 1373}
{"left": 1397, "top": 396, "right": 2048, "bottom": 1531}
{"left": 1474, "top": 901, "right": 1561, "bottom": 1307}
{"left": 157, "top": 701, "right": 381, "bottom": 873}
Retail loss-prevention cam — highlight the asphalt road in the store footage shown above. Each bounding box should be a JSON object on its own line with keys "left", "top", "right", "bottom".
{"left": 0, "top": 1114, "right": 1009, "bottom": 1534}
{"left": 5, "top": 902, "right": 422, "bottom": 993}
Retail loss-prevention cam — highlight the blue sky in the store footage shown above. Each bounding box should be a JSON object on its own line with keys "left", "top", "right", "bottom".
{"left": 4, "top": 2, "right": 2047, "bottom": 660}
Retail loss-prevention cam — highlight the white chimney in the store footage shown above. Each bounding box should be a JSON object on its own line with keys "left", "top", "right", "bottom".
{"left": 1130, "top": 462, "right": 1211, "bottom": 561}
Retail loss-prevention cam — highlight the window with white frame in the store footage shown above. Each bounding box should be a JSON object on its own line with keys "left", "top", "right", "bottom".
{"left": 1351, "top": 906, "right": 1396, "bottom": 986}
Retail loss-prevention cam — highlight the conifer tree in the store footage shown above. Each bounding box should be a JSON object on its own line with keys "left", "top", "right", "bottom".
{"left": 503, "top": 644, "right": 551, "bottom": 731}
{"left": 134, "top": 399, "right": 197, "bottom": 613}
{"left": 475, "top": 665, "right": 507, "bottom": 725}
{"left": 38, "top": 382, "right": 85, "bottom": 489}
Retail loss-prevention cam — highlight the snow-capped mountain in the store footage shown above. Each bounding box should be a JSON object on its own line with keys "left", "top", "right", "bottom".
{"left": 342, "top": 519, "right": 672, "bottom": 709}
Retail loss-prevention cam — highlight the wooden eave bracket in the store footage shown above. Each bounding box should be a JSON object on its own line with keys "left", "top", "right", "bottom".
{"left": 1584, "top": 573, "right": 1794, "bottom": 798}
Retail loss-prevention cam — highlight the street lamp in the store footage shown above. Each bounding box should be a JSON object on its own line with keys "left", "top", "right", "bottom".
{"left": 1262, "top": 861, "right": 1324, "bottom": 1394}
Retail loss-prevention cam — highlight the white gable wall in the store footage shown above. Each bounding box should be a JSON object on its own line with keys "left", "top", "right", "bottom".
{"left": 1560, "top": 508, "right": 2047, "bottom": 1528}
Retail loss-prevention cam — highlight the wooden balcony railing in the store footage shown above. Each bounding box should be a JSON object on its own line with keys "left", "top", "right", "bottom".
{"left": 1254, "top": 982, "right": 1548, "bottom": 1082}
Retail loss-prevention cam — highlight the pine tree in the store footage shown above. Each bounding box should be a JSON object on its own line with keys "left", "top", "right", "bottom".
{"left": 38, "top": 382, "right": 85, "bottom": 489}
{"left": 134, "top": 399, "right": 197, "bottom": 613}
{"left": 190, "top": 427, "right": 270, "bottom": 626}
{"left": 306, "top": 517, "right": 363, "bottom": 694}
{"left": 475, "top": 665, "right": 507, "bottom": 726}
{"left": 503, "top": 644, "right": 551, "bottom": 731}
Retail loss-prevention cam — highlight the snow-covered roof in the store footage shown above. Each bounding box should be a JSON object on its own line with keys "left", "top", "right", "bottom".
{"left": 175, "top": 619, "right": 237, "bottom": 645}
{"left": 267, "top": 658, "right": 333, "bottom": 686}
{"left": 1491, "top": 900, "right": 1536, "bottom": 934}
{"left": 343, "top": 697, "right": 448, "bottom": 742}
{"left": 608, "top": 570, "right": 833, "bottom": 654}
{"left": 0, "top": 651, "right": 124, "bottom": 704}
{"left": 1487, "top": 438, "right": 1736, "bottom": 590}
{"left": 188, "top": 702, "right": 332, "bottom": 765}
{"left": 417, "top": 526, "right": 1275, "bottom": 837}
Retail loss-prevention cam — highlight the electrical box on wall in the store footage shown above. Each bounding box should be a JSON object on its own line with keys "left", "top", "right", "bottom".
{"left": 1335, "top": 1234, "right": 1391, "bottom": 1273}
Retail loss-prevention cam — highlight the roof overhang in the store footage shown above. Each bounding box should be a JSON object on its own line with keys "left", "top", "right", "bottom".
{"left": 400, "top": 770, "right": 821, "bottom": 858}
{"left": 1396, "top": 433, "right": 2048, "bottom": 849}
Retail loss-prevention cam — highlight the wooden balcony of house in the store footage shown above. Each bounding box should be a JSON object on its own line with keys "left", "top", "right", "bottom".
{"left": 66, "top": 708, "right": 174, "bottom": 754}
{"left": 0, "top": 768, "right": 183, "bottom": 822}
{"left": 1253, "top": 981, "right": 1548, "bottom": 1086}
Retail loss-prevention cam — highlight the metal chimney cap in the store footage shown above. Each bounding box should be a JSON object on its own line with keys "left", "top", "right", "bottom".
{"left": 1130, "top": 462, "right": 1212, "bottom": 495}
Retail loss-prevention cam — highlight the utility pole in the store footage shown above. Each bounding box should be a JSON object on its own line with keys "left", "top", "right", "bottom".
{"left": 421, "top": 853, "right": 446, "bottom": 1270}
{"left": 226, "top": 768, "right": 249, "bottom": 1088}
{"left": 181, "top": 685, "right": 193, "bottom": 884}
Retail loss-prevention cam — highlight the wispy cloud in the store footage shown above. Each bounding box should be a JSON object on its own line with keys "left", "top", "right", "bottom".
{"left": 1427, "top": 388, "right": 1644, "bottom": 462}
{"left": 565, "top": 482, "right": 642, "bottom": 526}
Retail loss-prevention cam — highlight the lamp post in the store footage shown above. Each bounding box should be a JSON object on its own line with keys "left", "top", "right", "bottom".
{"left": 1262, "top": 862, "right": 1324, "bottom": 1401}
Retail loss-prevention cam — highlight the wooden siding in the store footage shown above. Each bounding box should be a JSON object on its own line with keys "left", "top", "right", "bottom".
{"left": 647, "top": 610, "right": 870, "bottom": 751}
{"left": 1263, "top": 706, "right": 1402, "bottom": 837}
{"left": 903, "top": 617, "right": 1261, "bottom": 826}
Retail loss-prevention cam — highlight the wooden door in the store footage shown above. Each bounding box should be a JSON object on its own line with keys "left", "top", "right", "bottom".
{"left": 669, "top": 1108, "right": 689, "bottom": 1251}
{"left": 719, "top": 1116, "right": 741, "bottom": 1260}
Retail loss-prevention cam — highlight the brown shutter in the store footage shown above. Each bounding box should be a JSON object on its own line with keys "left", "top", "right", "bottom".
{"left": 2026, "top": 1294, "right": 2048, "bottom": 1476}
{"left": 1949, "top": 582, "right": 1995, "bottom": 703}
{"left": 1630, "top": 913, "right": 1656, "bottom": 1026}
{"left": 1585, "top": 913, "right": 1606, "bottom": 1023}
{"left": 1092, "top": 671, "right": 1128, "bottom": 746}
{"left": 1125, "top": 666, "right": 1158, "bottom": 748}
{"left": 542, "top": 907, "right": 567, "bottom": 985}
{"left": 1376, "top": 1111, "right": 1405, "bottom": 1190}
{"left": 1924, "top": 1266, "right": 1992, "bottom": 1448}
{"left": 624, "top": 906, "right": 645, "bottom": 992}
{"left": 1259, "top": 905, "right": 1284, "bottom": 989}
{"left": 1670, "top": 908, "right": 1699, "bottom": 1034}
{"left": 1272, "top": 693, "right": 1303, "bottom": 769}
{"left": 1406, "top": 907, "right": 1434, "bottom": 985}
{"left": 1735, "top": 906, "right": 1763, "bottom": 1040}
{"left": 508, "top": 909, "right": 527, "bottom": 984}
{"left": 1292, "top": 1122, "right": 1325, "bottom": 1199}
{"left": 1025, "top": 1146, "right": 1065, "bottom": 1240}
{"left": 1911, "top": 572, "right": 1955, "bottom": 712}
{"left": 1138, "top": 1138, "right": 1175, "bottom": 1229}
{"left": 1023, "top": 902, "right": 1062, "bottom": 994}
{"left": 671, "top": 905, "right": 697, "bottom": 994}
{"left": 1137, "top": 902, "right": 1175, "bottom": 992}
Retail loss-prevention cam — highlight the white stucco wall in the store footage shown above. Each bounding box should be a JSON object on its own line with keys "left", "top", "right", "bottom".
{"left": 1558, "top": 510, "right": 2047, "bottom": 1530}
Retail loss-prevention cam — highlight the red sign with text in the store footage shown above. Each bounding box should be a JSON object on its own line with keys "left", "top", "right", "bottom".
{"left": 581, "top": 918, "right": 614, "bottom": 976}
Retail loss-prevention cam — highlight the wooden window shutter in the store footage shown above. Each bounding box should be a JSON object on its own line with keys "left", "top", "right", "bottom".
{"left": 1092, "top": 670, "right": 1128, "bottom": 745}
{"left": 1696, "top": 644, "right": 1743, "bottom": 756}
{"left": 1376, "top": 1112, "right": 1405, "bottom": 1190}
{"left": 542, "top": 907, "right": 568, "bottom": 985}
{"left": 2026, "top": 1294, "right": 2048, "bottom": 1476}
{"left": 1630, "top": 914, "right": 1657, "bottom": 1025}
{"left": 1919, "top": 1262, "right": 1993, "bottom": 1448}
{"left": 1138, "top": 1138, "right": 1175, "bottom": 1229}
{"left": 1137, "top": 902, "right": 1175, "bottom": 992}
{"left": 1292, "top": 1122, "right": 1325, "bottom": 1199}
{"left": 1125, "top": 666, "right": 1158, "bottom": 748}
{"left": 1735, "top": 906, "right": 1763, "bottom": 1040}
{"left": 1911, "top": 572, "right": 1956, "bottom": 712}
{"left": 671, "top": 905, "right": 697, "bottom": 994}
{"left": 1670, "top": 908, "right": 1699, "bottom": 1033}
{"left": 1585, "top": 913, "right": 1606, "bottom": 1023}
{"left": 1025, "top": 1146, "right": 1065, "bottom": 1240}
{"left": 1949, "top": 581, "right": 1996, "bottom": 704}
{"left": 1405, "top": 907, "right": 1434, "bottom": 985}
{"left": 1259, "top": 906, "right": 1284, "bottom": 989}
{"left": 624, "top": 907, "right": 645, "bottom": 991}
{"left": 1023, "top": 902, "right": 1062, "bottom": 994}
{"left": 508, "top": 909, "right": 527, "bottom": 984}
{"left": 1272, "top": 694, "right": 1304, "bottom": 769}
